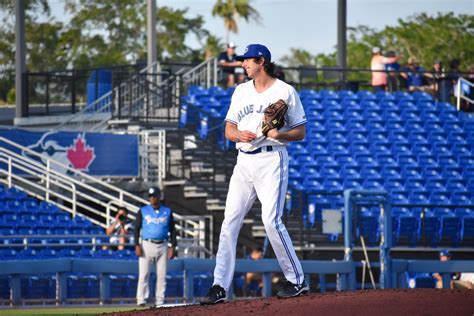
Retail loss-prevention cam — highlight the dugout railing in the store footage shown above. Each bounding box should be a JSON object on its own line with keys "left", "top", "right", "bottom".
{"left": 286, "top": 188, "right": 474, "bottom": 249}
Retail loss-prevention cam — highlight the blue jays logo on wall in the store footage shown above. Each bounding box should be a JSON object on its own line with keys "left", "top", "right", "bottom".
{"left": 0, "top": 128, "right": 139, "bottom": 176}
{"left": 25, "top": 132, "right": 96, "bottom": 175}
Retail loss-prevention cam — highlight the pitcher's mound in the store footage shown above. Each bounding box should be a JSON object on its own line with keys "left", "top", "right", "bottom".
{"left": 110, "top": 289, "right": 474, "bottom": 316}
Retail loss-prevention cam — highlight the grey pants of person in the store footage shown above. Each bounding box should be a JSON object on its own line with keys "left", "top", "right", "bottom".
{"left": 136, "top": 240, "right": 168, "bottom": 305}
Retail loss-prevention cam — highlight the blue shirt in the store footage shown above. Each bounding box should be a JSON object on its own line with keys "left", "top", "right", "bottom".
{"left": 405, "top": 66, "right": 425, "bottom": 87}
{"left": 140, "top": 205, "right": 172, "bottom": 241}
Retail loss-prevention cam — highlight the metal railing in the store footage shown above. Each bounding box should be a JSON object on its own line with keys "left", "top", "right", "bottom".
{"left": 139, "top": 129, "right": 167, "bottom": 187}
{"left": 54, "top": 62, "right": 168, "bottom": 131}
{"left": 0, "top": 137, "right": 208, "bottom": 249}
{"left": 456, "top": 77, "right": 474, "bottom": 111}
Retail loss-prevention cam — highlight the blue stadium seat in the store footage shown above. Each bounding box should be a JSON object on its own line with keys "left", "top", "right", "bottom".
{"left": 20, "top": 248, "right": 40, "bottom": 260}
{"left": 38, "top": 201, "right": 61, "bottom": 214}
{"left": 3, "top": 214, "right": 18, "bottom": 225}
{"left": 462, "top": 216, "right": 474, "bottom": 242}
{"left": 357, "top": 211, "right": 379, "bottom": 246}
{"left": 93, "top": 249, "right": 115, "bottom": 259}
{"left": 397, "top": 154, "right": 417, "bottom": 166}
{"left": 393, "top": 91, "right": 412, "bottom": 101}
{"left": 39, "top": 248, "right": 57, "bottom": 259}
{"left": 334, "top": 155, "right": 357, "bottom": 169}
{"left": 423, "top": 211, "right": 442, "bottom": 247}
{"left": 356, "top": 90, "right": 375, "bottom": 100}
{"left": 0, "top": 249, "right": 20, "bottom": 260}
{"left": 67, "top": 274, "right": 99, "bottom": 299}
{"left": 441, "top": 214, "right": 462, "bottom": 247}
{"left": 396, "top": 212, "right": 420, "bottom": 247}
{"left": 22, "top": 275, "right": 55, "bottom": 299}
{"left": 22, "top": 198, "right": 38, "bottom": 210}
{"left": 5, "top": 200, "right": 24, "bottom": 212}
{"left": 363, "top": 179, "right": 384, "bottom": 190}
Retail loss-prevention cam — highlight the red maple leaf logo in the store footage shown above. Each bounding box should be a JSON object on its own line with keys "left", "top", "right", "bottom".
{"left": 67, "top": 135, "right": 95, "bottom": 171}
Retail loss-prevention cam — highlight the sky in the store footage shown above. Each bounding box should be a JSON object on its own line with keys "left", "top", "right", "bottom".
{"left": 49, "top": 0, "right": 473, "bottom": 63}
{"left": 156, "top": 0, "right": 473, "bottom": 63}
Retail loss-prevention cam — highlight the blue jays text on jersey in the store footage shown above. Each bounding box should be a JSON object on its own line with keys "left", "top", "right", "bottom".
{"left": 237, "top": 104, "right": 264, "bottom": 122}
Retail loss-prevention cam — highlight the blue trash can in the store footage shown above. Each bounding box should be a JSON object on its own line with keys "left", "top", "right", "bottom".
{"left": 87, "top": 69, "right": 112, "bottom": 105}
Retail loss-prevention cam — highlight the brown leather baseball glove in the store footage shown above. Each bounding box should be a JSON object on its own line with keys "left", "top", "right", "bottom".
{"left": 261, "top": 99, "right": 288, "bottom": 136}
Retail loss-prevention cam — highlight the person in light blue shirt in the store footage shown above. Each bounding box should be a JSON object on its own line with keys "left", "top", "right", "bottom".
{"left": 134, "top": 187, "right": 176, "bottom": 307}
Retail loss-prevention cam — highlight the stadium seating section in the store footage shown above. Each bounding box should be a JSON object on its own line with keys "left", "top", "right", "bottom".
{"left": 0, "top": 184, "right": 215, "bottom": 302}
{"left": 182, "top": 86, "right": 474, "bottom": 248}
{"left": 1, "top": 86, "right": 474, "bottom": 299}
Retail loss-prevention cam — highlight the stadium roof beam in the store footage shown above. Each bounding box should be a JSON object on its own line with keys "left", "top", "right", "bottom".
{"left": 15, "top": 0, "right": 27, "bottom": 119}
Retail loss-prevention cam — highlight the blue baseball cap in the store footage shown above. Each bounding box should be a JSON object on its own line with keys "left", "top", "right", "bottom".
{"left": 439, "top": 250, "right": 451, "bottom": 257}
{"left": 235, "top": 44, "right": 271, "bottom": 62}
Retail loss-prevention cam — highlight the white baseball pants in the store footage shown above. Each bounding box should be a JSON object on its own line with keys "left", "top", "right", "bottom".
{"left": 213, "top": 147, "right": 304, "bottom": 290}
{"left": 136, "top": 240, "right": 168, "bottom": 305}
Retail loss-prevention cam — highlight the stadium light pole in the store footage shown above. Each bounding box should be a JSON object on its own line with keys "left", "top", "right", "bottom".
{"left": 147, "top": 0, "right": 161, "bottom": 83}
{"left": 15, "top": 0, "right": 27, "bottom": 118}
{"left": 337, "top": 0, "right": 347, "bottom": 86}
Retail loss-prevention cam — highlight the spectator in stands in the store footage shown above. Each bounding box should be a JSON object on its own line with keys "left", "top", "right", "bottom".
{"left": 425, "top": 60, "right": 447, "bottom": 100}
{"left": 432, "top": 249, "right": 453, "bottom": 289}
{"left": 245, "top": 247, "right": 264, "bottom": 296}
{"left": 385, "top": 50, "right": 401, "bottom": 92}
{"left": 400, "top": 57, "right": 430, "bottom": 92}
{"left": 134, "top": 187, "right": 177, "bottom": 307}
{"left": 103, "top": 206, "right": 133, "bottom": 251}
{"left": 370, "top": 47, "right": 399, "bottom": 92}
{"left": 447, "top": 59, "right": 463, "bottom": 102}
{"left": 218, "top": 42, "right": 244, "bottom": 87}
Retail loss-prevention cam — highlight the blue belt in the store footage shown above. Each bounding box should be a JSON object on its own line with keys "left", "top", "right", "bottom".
{"left": 240, "top": 145, "right": 273, "bottom": 154}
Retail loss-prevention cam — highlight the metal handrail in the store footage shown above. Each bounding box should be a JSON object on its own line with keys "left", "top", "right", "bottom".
{"left": 0, "top": 137, "right": 203, "bottom": 237}
{"left": 55, "top": 61, "right": 164, "bottom": 130}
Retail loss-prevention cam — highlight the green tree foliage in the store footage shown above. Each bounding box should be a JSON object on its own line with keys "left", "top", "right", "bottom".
{"left": 212, "top": 0, "right": 261, "bottom": 42}
{"left": 282, "top": 12, "right": 474, "bottom": 72}
{"left": 64, "top": 1, "right": 209, "bottom": 65}
{"left": 0, "top": 0, "right": 212, "bottom": 102}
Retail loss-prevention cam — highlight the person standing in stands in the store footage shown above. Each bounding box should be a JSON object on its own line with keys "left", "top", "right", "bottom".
{"left": 218, "top": 42, "right": 244, "bottom": 87}
{"left": 425, "top": 60, "right": 446, "bottom": 100}
{"left": 370, "top": 47, "right": 400, "bottom": 92}
{"left": 134, "top": 187, "right": 176, "bottom": 307}
{"left": 384, "top": 50, "right": 401, "bottom": 92}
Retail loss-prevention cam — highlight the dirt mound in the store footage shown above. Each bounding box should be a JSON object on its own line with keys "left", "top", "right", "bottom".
{"left": 109, "top": 289, "right": 474, "bottom": 316}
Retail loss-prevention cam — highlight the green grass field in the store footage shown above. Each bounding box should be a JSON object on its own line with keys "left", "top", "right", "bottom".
{"left": 0, "top": 305, "right": 147, "bottom": 315}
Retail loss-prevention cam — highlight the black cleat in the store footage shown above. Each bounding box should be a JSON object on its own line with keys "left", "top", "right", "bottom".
{"left": 200, "top": 285, "right": 226, "bottom": 305}
{"left": 276, "top": 280, "right": 309, "bottom": 298}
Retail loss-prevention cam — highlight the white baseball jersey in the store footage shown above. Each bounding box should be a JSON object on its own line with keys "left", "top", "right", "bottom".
{"left": 225, "top": 79, "right": 307, "bottom": 151}
{"left": 213, "top": 78, "right": 307, "bottom": 292}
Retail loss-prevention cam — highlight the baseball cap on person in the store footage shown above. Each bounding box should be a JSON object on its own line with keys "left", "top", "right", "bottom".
{"left": 227, "top": 41, "right": 237, "bottom": 48}
{"left": 439, "top": 250, "right": 451, "bottom": 257}
{"left": 408, "top": 56, "right": 419, "bottom": 64}
{"left": 372, "top": 47, "right": 381, "bottom": 54}
{"left": 148, "top": 187, "right": 161, "bottom": 197}
{"left": 235, "top": 44, "right": 271, "bottom": 62}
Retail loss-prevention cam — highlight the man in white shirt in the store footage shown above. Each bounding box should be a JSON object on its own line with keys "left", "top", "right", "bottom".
{"left": 201, "top": 43, "right": 308, "bottom": 305}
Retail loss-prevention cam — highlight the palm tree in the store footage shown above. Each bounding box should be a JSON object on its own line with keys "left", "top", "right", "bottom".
{"left": 212, "top": 0, "right": 261, "bottom": 43}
